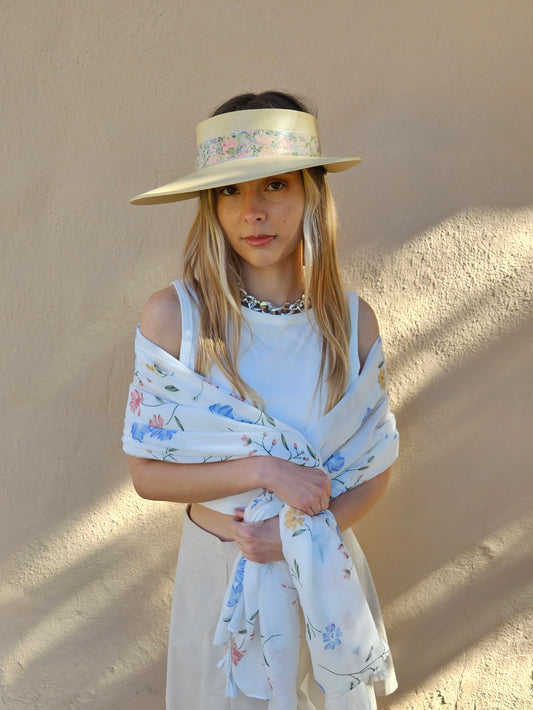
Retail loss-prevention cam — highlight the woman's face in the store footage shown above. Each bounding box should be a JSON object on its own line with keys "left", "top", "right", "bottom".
{"left": 215, "top": 171, "right": 305, "bottom": 275}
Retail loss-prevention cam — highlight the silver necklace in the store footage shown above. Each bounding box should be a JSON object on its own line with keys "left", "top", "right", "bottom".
{"left": 239, "top": 286, "right": 306, "bottom": 315}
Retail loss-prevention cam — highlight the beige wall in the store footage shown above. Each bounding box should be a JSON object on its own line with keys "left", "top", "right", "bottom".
{"left": 2, "top": 2, "right": 532, "bottom": 708}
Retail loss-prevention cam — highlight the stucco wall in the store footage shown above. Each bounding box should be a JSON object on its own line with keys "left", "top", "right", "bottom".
{"left": 1, "top": 2, "right": 532, "bottom": 708}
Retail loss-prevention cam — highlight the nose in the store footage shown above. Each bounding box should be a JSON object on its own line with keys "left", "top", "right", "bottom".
{"left": 241, "top": 191, "right": 266, "bottom": 223}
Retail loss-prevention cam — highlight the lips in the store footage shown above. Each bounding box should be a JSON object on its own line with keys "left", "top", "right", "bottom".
{"left": 243, "top": 234, "right": 275, "bottom": 247}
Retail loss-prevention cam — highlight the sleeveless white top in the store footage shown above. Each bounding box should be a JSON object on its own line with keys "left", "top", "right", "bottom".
{"left": 172, "top": 280, "right": 360, "bottom": 511}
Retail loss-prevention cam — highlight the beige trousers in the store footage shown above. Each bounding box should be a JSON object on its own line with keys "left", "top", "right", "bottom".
{"left": 166, "top": 509, "right": 395, "bottom": 709}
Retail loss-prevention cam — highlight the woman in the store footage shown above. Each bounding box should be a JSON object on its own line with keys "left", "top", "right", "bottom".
{"left": 123, "top": 91, "right": 399, "bottom": 710}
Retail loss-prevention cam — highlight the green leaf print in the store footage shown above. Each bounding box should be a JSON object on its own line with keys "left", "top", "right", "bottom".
{"left": 165, "top": 385, "right": 179, "bottom": 392}
{"left": 162, "top": 447, "right": 178, "bottom": 462}
{"left": 305, "top": 616, "right": 321, "bottom": 640}
{"left": 281, "top": 433, "right": 290, "bottom": 451}
{"left": 306, "top": 445, "right": 318, "bottom": 461}
{"left": 261, "top": 633, "right": 281, "bottom": 668}
{"left": 263, "top": 413, "right": 276, "bottom": 427}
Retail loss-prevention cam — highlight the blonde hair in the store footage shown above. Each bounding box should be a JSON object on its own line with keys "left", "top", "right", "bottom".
{"left": 182, "top": 168, "right": 351, "bottom": 413}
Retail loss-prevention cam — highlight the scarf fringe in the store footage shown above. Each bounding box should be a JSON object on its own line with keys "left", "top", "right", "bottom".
{"left": 217, "top": 652, "right": 240, "bottom": 697}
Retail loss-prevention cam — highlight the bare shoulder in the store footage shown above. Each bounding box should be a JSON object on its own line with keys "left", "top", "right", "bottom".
{"left": 139, "top": 285, "right": 182, "bottom": 359}
{"left": 357, "top": 297, "right": 380, "bottom": 368}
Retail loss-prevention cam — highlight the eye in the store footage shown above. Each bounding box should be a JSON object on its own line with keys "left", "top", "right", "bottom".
{"left": 218, "top": 185, "right": 239, "bottom": 196}
{"left": 266, "top": 180, "right": 286, "bottom": 191}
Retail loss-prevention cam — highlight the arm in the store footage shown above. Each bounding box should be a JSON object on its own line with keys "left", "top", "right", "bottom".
{"left": 328, "top": 467, "right": 391, "bottom": 530}
{"left": 330, "top": 296, "right": 393, "bottom": 528}
{"left": 330, "top": 296, "right": 393, "bottom": 526}
{"left": 128, "top": 454, "right": 330, "bottom": 514}
{"left": 127, "top": 287, "right": 330, "bottom": 514}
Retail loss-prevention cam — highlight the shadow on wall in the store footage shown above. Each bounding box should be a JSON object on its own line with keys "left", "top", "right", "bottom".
{"left": 374, "top": 325, "right": 533, "bottom": 704}
{"left": 349, "top": 205, "right": 533, "bottom": 706}
{"left": 1, "top": 206, "right": 532, "bottom": 707}
{"left": 0, "top": 482, "right": 178, "bottom": 708}
{"left": 333, "top": 81, "right": 533, "bottom": 254}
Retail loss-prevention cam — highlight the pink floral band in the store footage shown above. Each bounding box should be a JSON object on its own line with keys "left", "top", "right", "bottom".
{"left": 196, "top": 129, "right": 322, "bottom": 169}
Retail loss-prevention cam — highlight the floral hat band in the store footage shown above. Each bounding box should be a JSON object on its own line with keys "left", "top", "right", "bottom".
{"left": 130, "top": 108, "right": 361, "bottom": 205}
{"left": 196, "top": 128, "right": 321, "bottom": 169}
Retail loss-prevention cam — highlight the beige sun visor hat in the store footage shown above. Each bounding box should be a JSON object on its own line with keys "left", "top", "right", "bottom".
{"left": 130, "top": 108, "right": 361, "bottom": 205}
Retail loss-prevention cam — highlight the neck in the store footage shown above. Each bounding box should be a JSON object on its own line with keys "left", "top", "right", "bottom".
{"left": 239, "top": 264, "right": 305, "bottom": 307}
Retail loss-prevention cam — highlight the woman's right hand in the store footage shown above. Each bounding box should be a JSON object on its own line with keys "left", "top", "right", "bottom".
{"left": 255, "top": 457, "right": 331, "bottom": 516}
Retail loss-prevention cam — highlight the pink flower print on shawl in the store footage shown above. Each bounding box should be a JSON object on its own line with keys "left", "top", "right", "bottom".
{"left": 149, "top": 414, "right": 164, "bottom": 428}
{"left": 129, "top": 389, "right": 143, "bottom": 415}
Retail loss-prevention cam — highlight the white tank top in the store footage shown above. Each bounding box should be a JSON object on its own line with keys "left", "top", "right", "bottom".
{"left": 172, "top": 281, "right": 360, "bottom": 513}
{"left": 173, "top": 280, "right": 360, "bottom": 430}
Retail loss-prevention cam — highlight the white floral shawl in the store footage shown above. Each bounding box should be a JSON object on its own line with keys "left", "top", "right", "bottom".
{"left": 123, "top": 327, "right": 399, "bottom": 710}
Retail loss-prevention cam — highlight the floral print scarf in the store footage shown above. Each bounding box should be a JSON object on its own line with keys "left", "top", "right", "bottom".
{"left": 123, "top": 328, "right": 399, "bottom": 709}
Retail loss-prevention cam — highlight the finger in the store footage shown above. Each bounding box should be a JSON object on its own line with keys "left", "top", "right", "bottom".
{"left": 308, "top": 503, "right": 321, "bottom": 516}
{"left": 312, "top": 495, "right": 329, "bottom": 515}
{"left": 234, "top": 507, "right": 245, "bottom": 521}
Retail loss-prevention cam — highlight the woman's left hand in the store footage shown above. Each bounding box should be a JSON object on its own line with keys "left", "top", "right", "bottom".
{"left": 228, "top": 509, "right": 284, "bottom": 563}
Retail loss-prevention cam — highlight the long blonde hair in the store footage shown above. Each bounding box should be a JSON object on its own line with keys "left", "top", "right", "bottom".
{"left": 182, "top": 166, "right": 351, "bottom": 413}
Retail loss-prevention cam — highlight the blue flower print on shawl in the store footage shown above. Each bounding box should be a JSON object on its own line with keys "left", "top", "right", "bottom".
{"left": 227, "top": 557, "right": 246, "bottom": 607}
{"left": 131, "top": 422, "right": 176, "bottom": 442}
{"left": 209, "top": 403, "right": 256, "bottom": 425}
{"left": 322, "top": 623, "right": 342, "bottom": 651}
{"left": 324, "top": 451, "right": 345, "bottom": 474}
